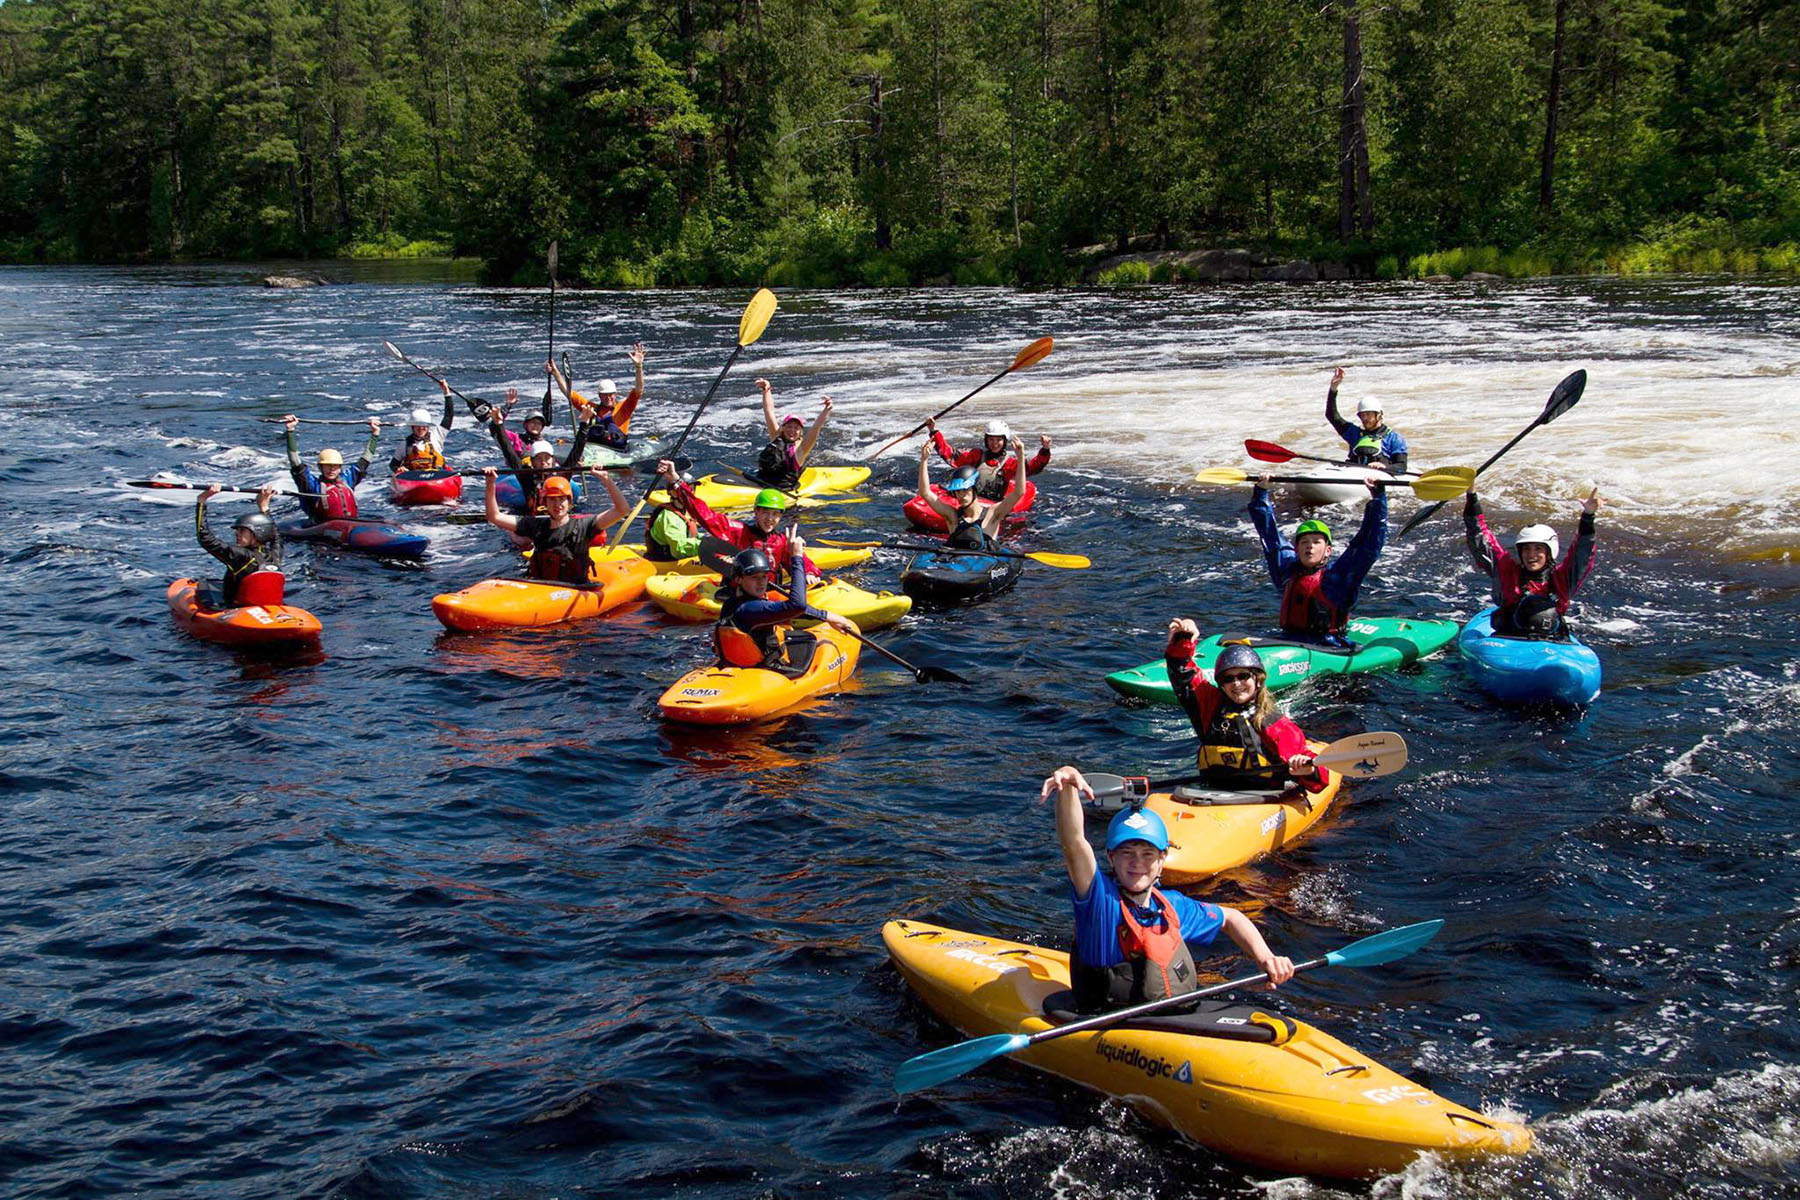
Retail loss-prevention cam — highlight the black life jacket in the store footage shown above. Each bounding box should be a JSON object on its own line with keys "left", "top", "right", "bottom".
{"left": 757, "top": 439, "right": 801, "bottom": 489}
{"left": 947, "top": 513, "right": 990, "bottom": 552}
{"left": 974, "top": 457, "right": 1009, "bottom": 501}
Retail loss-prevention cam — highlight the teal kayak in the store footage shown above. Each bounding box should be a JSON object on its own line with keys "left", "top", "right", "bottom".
{"left": 1105, "top": 615, "right": 1460, "bottom": 703}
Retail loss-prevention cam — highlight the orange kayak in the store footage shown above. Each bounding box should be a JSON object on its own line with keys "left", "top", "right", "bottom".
{"left": 658, "top": 624, "right": 861, "bottom": 724}
{"left": 431, "top": 557, "right": 654, "bottom": 632}
{"left": 167, "top": 578, "right": 322, "bottom": 647}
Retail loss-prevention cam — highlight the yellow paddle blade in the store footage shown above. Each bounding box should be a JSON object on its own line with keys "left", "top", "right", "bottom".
{"left": 738, "top": 287, "right": 778, "bottom": 346}
{"left": 815, "top": 536, "right": 882, "bottom": 549}
{"left": 1027, "top": 551, "right": 1089, "bottom": 568}
{"left": 1411, "top": 469, "right": 1476, "bottom": 501}
{"left": 1011, "top": 336, "right": 1054, "bottom": 371}
{"left": 1193, "top": 467, "right": 1251, "bottom": 486}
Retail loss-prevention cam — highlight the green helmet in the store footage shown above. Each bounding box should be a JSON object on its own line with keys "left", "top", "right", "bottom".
{"left": 753, "top": 488, "right": 790, "bottom": 511}
{"left": 1294, "top": 518, "right": 1332, "bottom": 544}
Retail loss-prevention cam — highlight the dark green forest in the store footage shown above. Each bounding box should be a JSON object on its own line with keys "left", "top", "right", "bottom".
{"left": 0, "top": 0, "right": 1794, "bottom": 283}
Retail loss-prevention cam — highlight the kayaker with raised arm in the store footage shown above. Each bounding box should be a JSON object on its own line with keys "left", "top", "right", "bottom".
{"left": 924, "top": 417, "right": 1051, "bottom": 500}
{"left": 756, "top": 379, "right": 831, "bottom": 490}
{"left": 549, "top": 342, "right": 645, "bottom": 450}
{"left": 283, "top": 413, "right": 379, "bottom": 521}
{"left": 1249, "top": 472, "right": 1386, "bottom": 646}
{"left": 655, "top": 459, "right": 822, "bottom": 584}
{"left": 195, "top": 484, "right": 282, "bottom": 604}
{"left": 479, "top": 467, "right": 628, "bottom": 585}
{"left": 1040, "top": 765, "right": 1295, "bottom": 1013}
{"left": 713, "top": 535, "right": 858, "bottom": 674}
{"left": 490, "top": 407, "right": 593, "bottom": 514}
{"left": 643, "top": 466, "right": 703, "bottom": 565}
{"left": 1325, "top": 367, "right": 1408, "bottom": 475}
{"left": 916, "top": 439, "right": 1030, "bottom": 550}
{"left": 1165, "top": 623, "right": 1330, "bottom": 793}
{"left": 389, "top": 380, "right": 456, "bottom": 472}
{"left": 1464, "top": 487, "right": 1601, "bottom": 639}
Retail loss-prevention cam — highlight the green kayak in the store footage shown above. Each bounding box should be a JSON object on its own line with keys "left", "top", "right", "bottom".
{"left": 1105, "top": 615, "right": 1460, "bottom": 704}
{"left": 580, "top": 437, "right": 658, "bottom": 470}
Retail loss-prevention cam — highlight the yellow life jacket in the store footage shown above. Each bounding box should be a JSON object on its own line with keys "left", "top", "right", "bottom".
{"left": 402, "top": 438, "right": 444, "bottom": 471}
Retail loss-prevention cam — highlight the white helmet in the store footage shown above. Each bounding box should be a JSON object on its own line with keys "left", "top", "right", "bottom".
{"left": 1514, "top": 524, "right": 1559, "bottom": 561}
{"left": 409, "top": 407, "right": 434, "bottom": 426}
{"left": 1355, "top": 396, "right": 1384, "bottom": 416}
{"left": 529, "top": 439, "right": 556, "bottom": 458}
{"left": 598, "top": 378, "right": 618, "bottom": 394}
{"left": 984, "top": 419, "right": 1011, "bottom": 438}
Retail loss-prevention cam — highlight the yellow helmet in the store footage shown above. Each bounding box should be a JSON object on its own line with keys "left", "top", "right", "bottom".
{"left": 318, "top": 448, "right": 344, "bottom": 466}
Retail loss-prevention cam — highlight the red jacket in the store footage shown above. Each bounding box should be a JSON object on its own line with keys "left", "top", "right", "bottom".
{"left": 1164, "top": 632, "right": 1330, "bottom": 793}
{"left": 674, "top": 481, "right": 821, "bottom": 579}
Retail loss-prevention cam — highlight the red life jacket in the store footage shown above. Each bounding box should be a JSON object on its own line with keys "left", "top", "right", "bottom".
{"left": 1114, "top": 888, "right": 1198, "bottom": 1002}
{"left": 319, "top": 478, "right": 358, "bottom": 519}
{"left": 1495, "top": 556, "right": 1573, "bottom": 614}
{"left": 1279, "top": 567, "right": 1343, "bottom": 637}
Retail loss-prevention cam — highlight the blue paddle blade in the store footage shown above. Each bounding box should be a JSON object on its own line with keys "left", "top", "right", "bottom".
{"left": 894, "top": 1032, "right": 1031, "bottom": 1095}
{"left": 1324, "top": 919, "right": 1444, "bottom": 968}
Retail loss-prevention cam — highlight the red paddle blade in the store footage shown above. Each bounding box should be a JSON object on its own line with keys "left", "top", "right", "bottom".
{"left": 1011, "top": 337, "right": 1054, "bottom": 371}
{"left": 1243, "top": 439, "right": 1296, "bottom": 463}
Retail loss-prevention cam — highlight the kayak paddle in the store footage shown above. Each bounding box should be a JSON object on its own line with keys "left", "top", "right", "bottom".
{"left": 866, "top": 337, "right": 1055, "bottom": 459}
{"left": 128, "top": 479, "right": 322, "bottom": 499}
{"left": 893, "top": 919, "right": 1445, "bottom": 1094}
{"left": 1243, "top": 439, "right": 1348, "bottom": 466}
{"left": 608, "top": 289, "right": 778, "bottom": 549}
{"left": 814, "top": 536, "right": 1089, "bottom": 570}
{"left": 1081, "top": 732, "right": 1410, "bottom": 804}
{"left": 382, "top": 341, "right": 500, "bottom": 420}
{"left": 1194, "top": 467, "right": 1476, "bottom": 501}
{"left": 542, "top": 240, "right": 558, "bottom": 418}
{"left": 259, "top": 416, "right": 390, "bottom": 426}
{"left": 1398, "top": 368, "right": 1587, "bottom": 538}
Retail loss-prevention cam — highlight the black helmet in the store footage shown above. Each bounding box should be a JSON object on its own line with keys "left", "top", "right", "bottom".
{"left": 730, "top": 547, "right": 773, "bottom": 579}
{"left": 1513, "top": 594, "right": 1561, "bottom": 639}
{"left": 1214, "top": 642, "right": 1265, "bottom": 678}
{"left": 234, "top": 512, "right": 277, "bottom": 545}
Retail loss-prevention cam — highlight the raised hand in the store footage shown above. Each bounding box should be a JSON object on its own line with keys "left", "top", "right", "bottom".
{"left": 1330, "top": 366, "right": 1345, "bottom": 389}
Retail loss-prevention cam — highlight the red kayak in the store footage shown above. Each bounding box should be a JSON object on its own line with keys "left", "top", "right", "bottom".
{"left": 902, "top": 480, "right": 1037, "bottom": 534}
{"left": 168, "top": 576, "right": 322, "bottom": 647}
{"left": 390, "top": 469, "right": 464, "bottom": 506}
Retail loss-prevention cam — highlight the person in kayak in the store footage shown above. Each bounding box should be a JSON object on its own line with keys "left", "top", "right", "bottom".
{"left": 924, "top": 417, "right": 1051, "bottom": 500}
{"left": 548, "top": 342, "right": 645, "bottom": 450}
{"left": 1325, "top": 367, "right": 1408, "bottom": 474}
{"left": 756, "top": 378, "right": 832, "bottom": 489}
{"left": 478, "top": 467, "right": 628, "bottom": 585}
{"left": 490, "top": 408, "right": 594, "bottom": 514}
{"left": 283, "top": 414, "right": 380, "bottom": 521}
{"left": 643, "top": 466, "right": 704, "bottom": 565}
{"left": 655, "top": 460, "right": 822, "bottom": 583}
{"left": 1464, "top": 487, "right": 1602, "bottom": 639}
{"left": 194, "top": 484, "right": 283, "bottom": 604}
{"left": 713, "top": 537, "right": 857, "bottom": 676}
{"left": 1249, "top": 474, "right": 1386, "bottom": 646}
{"left": 1040, "top": 765, "right": 1296, "bottom": 1013}
{"left": 1165, "top": 625, "right": 1330, "bottom": 793}
{"left": 389, "top": 381, "right": 457, "bottom": 472}
{"left": 915, "top": 439, "right": 1030, "bottom": 550}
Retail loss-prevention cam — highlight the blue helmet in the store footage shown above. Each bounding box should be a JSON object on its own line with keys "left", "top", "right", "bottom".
{"left": 1105, "top": 805, "right": 1170, "bottom": 853}
{"left": 944, "top": 466, "right": 980, "bottom": 493}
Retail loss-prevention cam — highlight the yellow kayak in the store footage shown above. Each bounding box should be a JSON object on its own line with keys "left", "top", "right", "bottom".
{"left": 651, "top": 465, "right": 872, "bottom": 510}
{"left": 644, "top": 572, "right": 912, "bottom": 631}
{"left": 597, "top": 544, "right": 872, "bottom": 575}
{"left": 885, "top": 920, "right": 1532, "bottom": 1179}
{"left": 658, "top": 623, "right": 862, "bottom": 724}
{"left": 432, "top": 557, "right": 654, "bottom": 632}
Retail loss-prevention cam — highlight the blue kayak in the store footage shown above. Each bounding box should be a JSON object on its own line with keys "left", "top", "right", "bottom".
{"left": 281, "top": 518, "right": 429, "bottom": 559}
{"left": 494, "top": 472, "right": 584, "bottom": 512}
{"left": 1458, "top": 606, "right": 1601, "bottom": 705}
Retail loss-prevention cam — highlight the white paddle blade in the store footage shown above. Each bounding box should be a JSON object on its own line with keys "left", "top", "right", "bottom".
{"left": 1311, "top": 732, "right": 1408, "bottom": 778}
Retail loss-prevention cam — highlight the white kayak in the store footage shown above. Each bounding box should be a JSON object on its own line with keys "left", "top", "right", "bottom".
{"left": 1283, "top": 464, "right": 1420, "bottom": 506}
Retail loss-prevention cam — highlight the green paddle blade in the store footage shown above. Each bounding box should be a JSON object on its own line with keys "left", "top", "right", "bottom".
{"left": 1323, "top": 919, "right": 1443, "bottom": 968}
{"left": 894, "top": 1032, "right": 1030, "bottom": 1094}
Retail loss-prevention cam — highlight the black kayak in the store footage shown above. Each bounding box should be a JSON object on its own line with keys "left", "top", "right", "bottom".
{"left": 900, "top": 549, "right": 1023, "bottom": 605}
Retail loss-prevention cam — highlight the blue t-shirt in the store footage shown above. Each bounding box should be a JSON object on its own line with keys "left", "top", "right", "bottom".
{"left": 1070, "top": 870, "right": 1224, "bottom": 969}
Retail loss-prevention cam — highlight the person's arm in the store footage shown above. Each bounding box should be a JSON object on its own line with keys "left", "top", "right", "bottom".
{"left": 282, "top": 414, "right": 303, "bottom": 470}
{"left": 491, "top": 413, "right": 524, "bottom": 471}
{"left": 1558, "top": 489, "right": 1602, "bottom": 596}
{"left": 1041, "top": 766, "right": 1099, "bottom": 900}
{"left": 928, "top": 420, "right": 958, "bottom": 465}
{"left": 1324, "top": 366, "right": 1356, "bottom": 444}
{"left": 796, "top": 396, "right": 831, "bottom": 467}
{"left": 981, "top": 438, "right": 1030, "bottom": 533}
{"left": 1326, "top": 485, "right": 1388, "bottom": 603}
{"left": 194, "top": 486, "right": 233, "bottom": 564}
{"left": 1264, "top": 717, "right": 1330, "bottom": 793}
{"left": 482, "top": 469, "right": 521, "bottom": 533}
{"left": 917, "top": 445, "right": 958, "bottom": 521}
{"left": 614, "top": 342, "right": 645, "bottom": 433}
{"left": 758, "top": 378, "right": 779, "bottom": 438}
{"left": 439, "top": 380, "right": 456, "bottom": 432}
{"left": 1383, "top": 431, "right": 1408, "bottom": 475}
{"left": 1026, "top": 434, "right": 1052, "bottom": 474}
{"left": 547, "top": 359, "right": 575, "bottom": 402}
{"left": 563, "top": 417, "right": 590, "bottom": 468}
{"left": 1164, "top": 618, "right": 1215, "bottom": 737}
{"left": 1463, "top": 492, "right": 1502, "bottom": 578}
{"left": 353, "top": 418, "right": 380, "bottom": 478}
{"left": 589, "top": 470, "right": 628, "bottom": 528}
{"left": 1218, "top": 906, "right": 1295, "bottom": 989}
{"left": 1247, "top": 481, "right": 1293, "bottom": 589}
{"left": 675, "top": 478, "right": 737, "bottom": 542}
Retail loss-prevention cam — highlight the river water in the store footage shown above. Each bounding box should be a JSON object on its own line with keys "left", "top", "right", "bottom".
{"left": 1, "top": 264, "right": 1797, "bottom": 1198}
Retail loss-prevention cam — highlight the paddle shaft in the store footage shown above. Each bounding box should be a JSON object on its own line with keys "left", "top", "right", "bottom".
{"left": 609, "top": 343, "right": 747, "bottom": 548}
{"left": 384, "top": 343, "right": 496, "bottom": 419}
{"left": 870, "top": 364, "right": 1021, "bottom": 459}
{"left": 543, "top": 241, "right": 557, "bottom": 411}
{"left": 818, "top": 538, "right": 1075, "bottom": 568}
{"left": 1022, "top": 958, "right": 1333, "bottom": 1049}
{"left": 259, "top": 417, "right": 388, "bottom": 426}
{"left": 129, "top": 481, "right": 323, "bottom": 499}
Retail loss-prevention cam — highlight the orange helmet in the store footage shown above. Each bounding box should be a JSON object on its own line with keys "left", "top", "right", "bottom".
{"left": 540, "top": 475, "right": 574, "bottom": 500}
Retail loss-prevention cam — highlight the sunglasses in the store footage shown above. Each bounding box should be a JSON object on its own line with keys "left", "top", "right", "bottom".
{"left": 1216, "top": 671, "right": 1259, "bottom": 685}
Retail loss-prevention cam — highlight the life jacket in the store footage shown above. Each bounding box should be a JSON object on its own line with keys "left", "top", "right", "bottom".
{"left": 589, "top": 414, "right": 627, "bottom": 450}
{"left": 715, "top": 623, "right": 766, "bottom": 667}
{"left": 318, "top": 477, "right": 358, "bottom": 519}
{"left": 947, "top": 514, "right": 990, "bottom": 552}
{"left": 714, "top": 592, "right": 812, "bottom": 672}
{"left": 524, "top": 524, "right": 591, "bottom": 586}
{"left": 234, "top": 569, "right": 286, "bottom": 608}
{"left": 1495, "top": 556, "right": 1573, "bottom": 615}
{"left": 757, "top": 438, "right": 802, "bottom": 489}
{"left": 1199, "top": 705, "right": 1282, "bottom": 788}
{"left": 1072, "top": 888, "right": 1199, "bottom": 1012}
{"left": 401, "top": 436, "right": 444, "bottom": 471}
{"left": 974, "top": 457, "right": 1008, "bottom": 501}
{"left": 1278, "top": 567, "right": 1343, "bottom": 638}
{"left": 1348, "top": 429, "right": 1388, "bottom": 466}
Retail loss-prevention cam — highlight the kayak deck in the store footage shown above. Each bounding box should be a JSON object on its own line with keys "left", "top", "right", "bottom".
{"left": 658, "top": 623, "right": 862, "bottom": 724}
{"left": 1458, "top": 606, "right": 1601, "bottom": 705}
